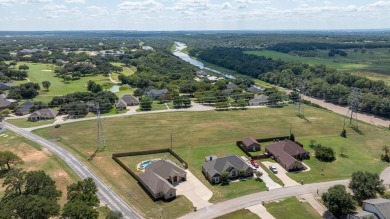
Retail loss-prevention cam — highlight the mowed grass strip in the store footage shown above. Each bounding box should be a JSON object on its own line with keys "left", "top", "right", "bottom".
{"left": 33, "top": 105, "right": 390, "bottom": 217}
{"left": 266, "top": 197, "right": 322, "bottom": 219}
{"left": 7, "top": 118, "right": 55, "bottom": 128}
{"left": 215, "top": 209, "right": 260, "bottom": 219}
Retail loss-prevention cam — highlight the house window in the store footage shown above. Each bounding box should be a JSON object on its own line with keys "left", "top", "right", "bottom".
{"left": 213, "top": 177, "right": 220, "bottom": 183}
{"left": 253, "top": 146, "right": 256, "bottom": 152}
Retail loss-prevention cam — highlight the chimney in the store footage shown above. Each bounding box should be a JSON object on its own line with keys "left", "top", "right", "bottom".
{"left": 210, "top": 156, "right": 212, "bottom": 161}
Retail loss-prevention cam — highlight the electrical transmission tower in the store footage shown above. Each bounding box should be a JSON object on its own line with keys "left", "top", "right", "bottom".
{"left": 88, "top": 103, "right": 106, "bottom": 161}
{"left": 345, "top": 88, "right": 360, "bottom": 130}
{"left": 295, "top": 89, "right": 304, "bottom": 117}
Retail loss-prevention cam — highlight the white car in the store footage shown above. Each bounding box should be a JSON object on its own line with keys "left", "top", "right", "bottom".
{"left": 269, "top": 165, "right": 278, "bottom": 174}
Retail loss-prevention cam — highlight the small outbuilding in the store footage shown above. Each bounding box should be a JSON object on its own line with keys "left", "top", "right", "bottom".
{"left": 242, "top": 137, "right": 261, "bottom": 152}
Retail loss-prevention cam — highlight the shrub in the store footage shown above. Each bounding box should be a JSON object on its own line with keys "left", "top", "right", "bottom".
{"left": 340, "top": 129, "right": 347, "bottom": 138}
{"left": 315, "top": 145, "right": 336, "bottom": 162}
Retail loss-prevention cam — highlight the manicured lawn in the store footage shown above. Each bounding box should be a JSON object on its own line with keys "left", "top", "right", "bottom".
{"left": 216, "top": 209, "right": 260, "bottom": 219}
{"left": 119, "top": 153, "right": 185, "bottom": 174}
{"left": 266, "top": 197, "right": 322, "bottom": 219}
{"left": 33, "top": 105, "right": 390, "bottom": 217}
{"left": 12, "top": 62, "right": 111, "bottom": 103}
{"left": 0, "top": 131, "right": 79, "bottom": 206}
{"left": 110, "top": 62, "right": 136, "bottom": 81}
{"left": 7, "top": 118, "right": 55, "bottom": 128}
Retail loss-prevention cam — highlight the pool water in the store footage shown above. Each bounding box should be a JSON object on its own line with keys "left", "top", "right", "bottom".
{"left": 140, "top": 160, "right": 155, "bottom": 169}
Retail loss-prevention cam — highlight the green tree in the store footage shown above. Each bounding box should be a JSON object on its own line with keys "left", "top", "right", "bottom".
{"left": 106, "top": 210, "right": 123, "bottom": 219}
{"left": 2, "top": 168, "right": 26, "bottom": 197}
{"left": 349, "top": 171, "right": 385, "bottom": 202}
{"left": 42, "top": 81, "right": 51, "bottom": 91}
{"left": 8, "top": 61, "right": 17, "bottom": 68}
{"left": 215, "top": 101, "right": 230, "bottom": 111}
{"left": 62, "top": 200, "right": 99, "bottom": 219}
{"left": 289, "top": 133, "right": 295, "bottom": 142}
{"left": 66, "top": 178, "right": 99, "bottom": 207}
{"left": 140, "top": 96, "right": 153, "bottom": 111}
{"left": 18, "top": 64, "right": 29, "bottom": 71}
{"left": 237, "top": 99, "right": 247, "bottom": 110}
{"left": 0, "top": 151, "right": 23, "bottom": 170}
{"left": 24, "top": 170, "right": 62, "bottom": 199}
{"left": 11, "top": 195, "right": 60, "bottom": 219}
{"left": 220, "top": 171, "right": 229, "bottom": 184}
{"left": 381, "top": 145, "right": 390, "bottom": 162}
{"left": 322, "top": 185, "right": 356, "bottom": 217}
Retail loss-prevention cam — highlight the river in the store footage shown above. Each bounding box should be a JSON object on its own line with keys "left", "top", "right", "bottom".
{"left": 173, "top": 42, "right": 236, "bottom": 79}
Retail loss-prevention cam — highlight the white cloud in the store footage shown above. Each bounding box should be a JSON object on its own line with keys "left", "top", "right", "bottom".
{"left": 64, "top": 0, "right": 85, "bottom": 3}
{"left": 24, "top": 0, "right": 51, "bottom": 3}
{"left": 88, "top": 6, "right": 108, "bottom": 16}
{"left": 118, "top": 0, "right": 164, "bottom": 13}
{"left": 0, "top": 0, "right": 16, "bottom": 6}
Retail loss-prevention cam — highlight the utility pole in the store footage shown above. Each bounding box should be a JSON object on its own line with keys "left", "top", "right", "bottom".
{"left": 345, "top": 87, "right": 360, "bottom": 130}
{"left": 88, "top": 102, "right": 106, "bottom": 161}
{"left": 170, "top": 133, "right": 173, "bottom": 151}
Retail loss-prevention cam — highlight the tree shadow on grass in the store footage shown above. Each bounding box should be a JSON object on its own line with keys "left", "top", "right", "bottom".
{"left": 351, "top": 126, "right": 364, "bottom": 135}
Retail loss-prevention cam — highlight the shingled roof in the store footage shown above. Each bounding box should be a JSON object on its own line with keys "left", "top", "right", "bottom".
{"left": 202, "top": 155, "right": 252, "bottom": 177}
{"left": 139, "top": 171, "right": 175, "bottom": 196}
{"left": 265, "top": 140, "right": 308, "bottom": 170}
{"left": 363, "top": 198, "right": 390, "bottom": 218}
{"left": 242, "top": 137, "right": 258, "bottom": 147}
{"left": 144, "top": 159, "right": 186, "bottom": 179}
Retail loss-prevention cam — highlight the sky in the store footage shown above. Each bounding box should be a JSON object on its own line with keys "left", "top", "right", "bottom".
{"left": 0, "top": 0, "right": 390, "bottom": 31}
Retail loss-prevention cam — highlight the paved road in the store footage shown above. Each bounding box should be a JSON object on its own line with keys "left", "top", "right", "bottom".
{"left": 179, "top": 180, "right": 349, "bottom": 219}
{"left": 3, "top": 122, "right": 143, "bottom": 219}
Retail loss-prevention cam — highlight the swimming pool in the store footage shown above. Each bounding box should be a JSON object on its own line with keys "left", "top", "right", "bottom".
{"left": 140, "top": 160, "right": 155, "bottom": 169}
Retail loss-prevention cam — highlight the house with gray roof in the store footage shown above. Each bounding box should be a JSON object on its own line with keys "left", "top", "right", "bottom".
{"left": 247, "top": 86, "right": 263, "bottom": 94}
{"left": 249, "top": 94, "right": 269, "bottom": 106}
{"left": 242, "top": 137, "right": 261, "bottom": 152}
{"left": 115, "top": 99, "right": 127, "bottom": 110}
{"left": 119, "top": 94, "right": 139, "bottom": 106}
{"left": 202, "top": 155, "right": 253, "bottom": 184}
{"left": 265, "top": 140, "right": 309, "bottom": 171}
{"left": 226, "top": 82, "right": 238, "bottom": 90}
{"left": 348, "top": 198, "right": 390, "bottom": 219}
{"left": 0, "top": 82, "right": 13, "bottom": 91}
{"left": 139, "top": 159, "right": 186, "bottom": 200}
{"left": 146, "top": 89, "right": 168, "bottom": 100}
{"left": 28, "top": 108, "right": 58, "bottom": 121}
{"left": 15, "top": 102, "right": 34, "bottom": 116}
{"left": 0, "top": 94, "right": 13, "bottom": 110}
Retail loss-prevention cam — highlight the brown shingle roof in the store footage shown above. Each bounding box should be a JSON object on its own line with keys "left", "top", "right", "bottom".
{"left": 242, "top": 137, "right": 259, "bottom": 147}
{"left": 144, "top": 159, "right": 186, "bottom": 179}
{"left": 266, "top": 140, "right": 308, "bottom": 169}
{"left": 139, "top": 171, "right": 175, "bottom": 196}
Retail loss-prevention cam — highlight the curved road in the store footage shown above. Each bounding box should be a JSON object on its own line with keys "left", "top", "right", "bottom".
{"left": 3, "top": 122, "right": 142, "bottom": 219}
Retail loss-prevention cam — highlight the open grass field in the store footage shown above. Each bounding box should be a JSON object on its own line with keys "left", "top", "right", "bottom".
{"left": 12, "top": 62, "right": 111, "bottom": 103}
{"left": 7, "top": 118, "right": 55, "bottom": 128}
{"left": 216, "top": 209, "right": 260, "bottom": 219}
{"left": 245, "top": 49, "right": 390, "bottom": 85}
{"left": 266, "top": 197, "right": 322, "bottom": 219}
{"left": 32, "top": 105, "right": 390, "bottom": 217}
{"left": 110, "top": 62, "right": 136, "bottom": 81}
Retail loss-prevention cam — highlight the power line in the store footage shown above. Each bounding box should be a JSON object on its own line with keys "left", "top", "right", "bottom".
{"left": 344, "top": 87, "right": 360, "bottom": 130}
{"left": 88, "top": 102, "right": 106, "bottom": 161}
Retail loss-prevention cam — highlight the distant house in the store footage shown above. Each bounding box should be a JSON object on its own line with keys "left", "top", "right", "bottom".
{"left": 0, "top": 94, "right": 13, "bottom": 110}
{"left": 247, "top": 86, "right": 263, "bottom": 94}
{"left": 242, "top": 137, "right": 261, "bottom": 152}
{"left": 120, "top": 95, "right": 139, "bottom": 106}
{"left": 28, "top": 108, "right": 58, "bottom": 121}
{"left": 202, "top": 155, "right": 254, "bottom": 184}
{"left": 196, "top": 71, "right": 208, "bottom": 78}
{"left": 85, "top": 101, "right": 95, "bottom": 112}
{"left": 116, "top": 99, "right": 127, "bottom": 110}
{"left": 146, "top": 89, "right": 168, "bottom": 100}
{"left": 139, "top": 159, "right": 187, "bottom": 200}
{"left": 221, "top": 88, "right": 234, "bottom": 95}
{"left": 249, "top": 94, "right": 269, "bottom": 106}
{"left": 0, "top": 82, "right": 13, "bottom": 91}
{"left": 348, "top": 198, "right": 390, "bottom": 219}
{"left": 265, "top": 140, "right": 309, "bottom": 171}
{"left": 15, "top": 102, "right": 34, "bottom": 116}
{"left": 226, "top": 82, "right": 238, "bottom": 90}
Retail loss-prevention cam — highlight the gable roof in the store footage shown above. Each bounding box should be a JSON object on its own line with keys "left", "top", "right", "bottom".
{"left": 247, "top": 86, "right": 262, "bottom": 93}
{"left": 146, "top": 89, "right": 168, "bottom": 97}
{"left": 29, "top": 108, "right": 58, "bottom": 118}
{"left": 139, "top": 171, "right": 175, "bottom": 196}
{"left": 363, "top": 198, "right": 390, "bottom": 218}
{"left": 203, "top": 155, "right": 252, "bottom": 176}
{"left": 242, "top": 137, "right": 259, "bottom": 147}
{"left": 226, "top": 82, "right": 238, "bottom": 90}
{"left": 0, "top": 98, "right": 12, "bottom": 109}
{"left": 121, "top": 95, "right": 139, "bottom": 104}
{"left": 116, "top": 99, "right": 127, "bottom": 108}
{"left": 145, "top": 159, "right": 186, "bottom": 180}
{"left": 266, "top": 140, "right": 308, "bottom": 168}
{"left": 16, "top": 102, "right": 34, "bottom": 113}
{"left": 249, "top": 94, "right": 269, "bottom": 104}
{"left": 0, "top": 82, "right": 13, "bottom": 90}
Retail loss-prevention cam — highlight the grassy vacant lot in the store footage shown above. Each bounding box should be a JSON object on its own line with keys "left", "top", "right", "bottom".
{"left": 33, "top": 105, "right": 390, "bottom": 218}
{"left": 245, "top": 49, "right": 390, "bottom": 85}
{"left": 7, "top": 118, "right": 54, "bottom": 128}
{"left": 0, "top": 131, "right": 79, "bottom": 205}
{"left": 216, "top": 209, "right": 260, "bottom": 219}
{"left": 12, "top": 62, "right": 110, "bottom": 103}
{"left": 266, "top": 197, "right": 322, "bottom": 219}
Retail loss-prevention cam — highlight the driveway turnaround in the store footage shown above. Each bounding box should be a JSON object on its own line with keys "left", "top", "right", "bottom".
{"left": 262, "top": 161, "right": 300, "bottom": 187}
{"left": 3, "top": 122, "right": 142, "bottom": 219}
{"left": 175, "top": 170, "right": 213, "bottom": 209}
{"left": 246, "top": 204, "right": 276, "bottom": 219}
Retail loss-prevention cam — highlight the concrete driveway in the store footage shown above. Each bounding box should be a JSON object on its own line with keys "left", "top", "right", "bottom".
{"left": 262, "top": 161, "right": 300, "bottom": 187}
{"left": 246, "top": 204, "right": 276, "bottom": 219}
{"left": 175, "top": 170, "right": 213, "bottom": 209}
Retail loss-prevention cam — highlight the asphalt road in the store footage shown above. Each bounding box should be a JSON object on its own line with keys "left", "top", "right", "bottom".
{"left": 3, "top": 122, "right": 143, "bottom": 219}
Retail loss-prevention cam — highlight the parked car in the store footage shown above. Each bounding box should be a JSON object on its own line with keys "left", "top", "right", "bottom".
{"left": 269, "top": 165, "right": 278, "bottom": 174}
{"left": 251, "top": 159, "right": 259, "bottom": 168}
